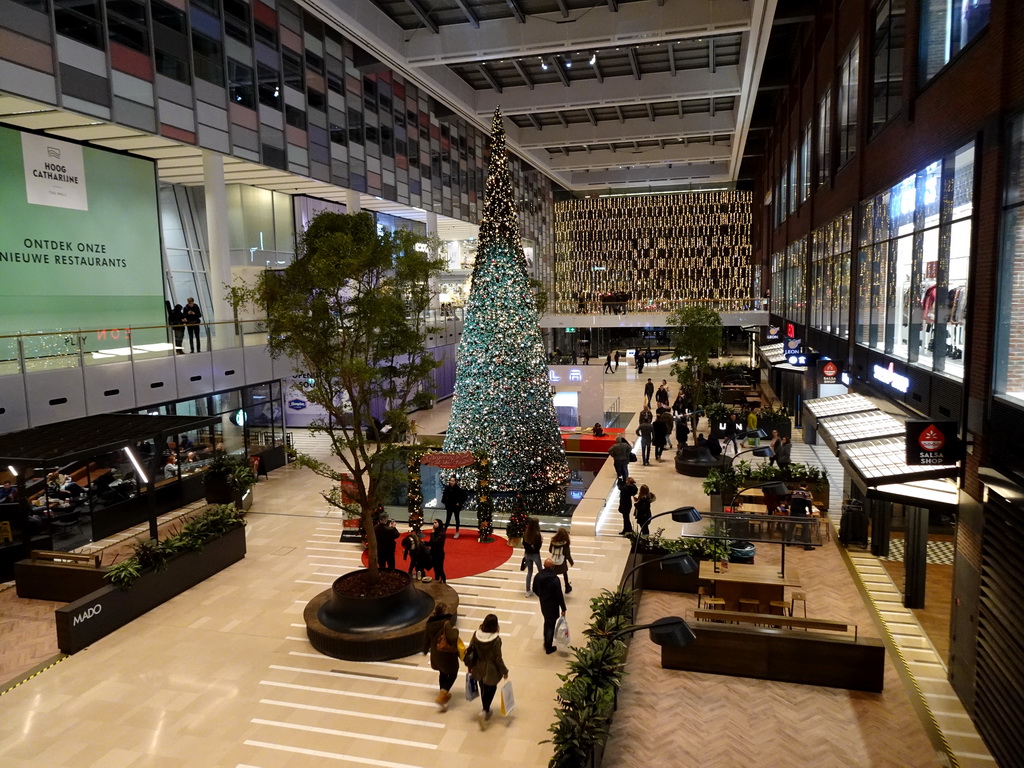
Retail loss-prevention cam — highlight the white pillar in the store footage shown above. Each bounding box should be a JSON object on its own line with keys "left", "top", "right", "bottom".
{"left": 426, "top": 211, "right": 438, "bottom": 236}
{"left": 203, "top": 151, "right": 233, "bottom": 336}
{"left": 345, "top": 188, "right": 361, "bottom": 213}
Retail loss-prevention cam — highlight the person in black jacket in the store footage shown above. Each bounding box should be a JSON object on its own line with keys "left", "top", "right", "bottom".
{"left": 643, "top": 378, "right": 655, "bottom": 408}
{"left": 617, "top": 477, "right": 638, "bottom": 535}
{"left": 168, "top": 303, "right": 185, "bottom": 354}
{"left": 522, "top": 517, "right": 543, "bottom": 597}
{"left": 442, "top": 477, "right": 468, "bottom": 539}
{"left": 182, "top": 297, "right": 203, "bottom": 352}
{"left": 532, "top": 559, "right": 567, "bottom": 654}
{"left": 428, "top": 518, "right": 447, "bottom": 583}
{"left": 374, "top": 516, "right": 401, "bottom": 569}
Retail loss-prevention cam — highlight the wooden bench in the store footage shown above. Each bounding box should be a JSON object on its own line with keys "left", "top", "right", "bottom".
{"left": 15, "top": 549, "right": 109, "bottom": 602}
{"left": 693, "top": 609, "right": 856, "bottom": 639}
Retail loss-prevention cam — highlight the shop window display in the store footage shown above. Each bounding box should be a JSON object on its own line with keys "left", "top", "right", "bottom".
{"left": 856, "top": 142, "right": 974, "bottom": 379}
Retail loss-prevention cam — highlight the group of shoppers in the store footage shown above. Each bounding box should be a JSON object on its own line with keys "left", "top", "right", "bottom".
{"left": 373, "top": 514, "right": 449, "bottom": 583}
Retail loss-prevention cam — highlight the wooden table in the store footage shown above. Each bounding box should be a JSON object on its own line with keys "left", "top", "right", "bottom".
{"left": 700, "top": 561, "right": 801, "bottom": 612}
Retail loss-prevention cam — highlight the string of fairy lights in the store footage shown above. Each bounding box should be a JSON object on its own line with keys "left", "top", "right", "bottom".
{"left": 442, "top": 109, "right": 570, "bottom": 496}
{"left": 552, "top": 191, "right": 754, "bottom": 312}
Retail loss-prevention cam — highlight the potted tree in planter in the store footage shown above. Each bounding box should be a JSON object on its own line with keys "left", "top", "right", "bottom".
{"left": 229, "top": 210, "right": 445, "bottom": 646}
{"left": 204, "top": 454, "right": 257, "bottom": 510}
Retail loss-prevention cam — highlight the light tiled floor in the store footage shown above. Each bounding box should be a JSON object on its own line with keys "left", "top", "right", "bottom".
{"left": 0, "top": 357, "right": 986, "bottom": 766}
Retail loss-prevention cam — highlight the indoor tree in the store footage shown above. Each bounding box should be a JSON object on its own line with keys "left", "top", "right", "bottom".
{"left": 668, "top": 304, "right": 724, "bottom": 408}
{"left": 230, "top": 211, "right": 444, "bottom": 580}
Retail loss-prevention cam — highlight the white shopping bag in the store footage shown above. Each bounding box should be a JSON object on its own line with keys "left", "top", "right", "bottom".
{"left": 499, "top": 679, "right": 516, "bottom": 716}
{"left": 554, "top": 615, "right": 571, "bottom": 647}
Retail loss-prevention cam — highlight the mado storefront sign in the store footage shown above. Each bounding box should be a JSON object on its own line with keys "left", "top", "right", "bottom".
{"left": 906, "top": 420, "right": 961, "bottom": 466}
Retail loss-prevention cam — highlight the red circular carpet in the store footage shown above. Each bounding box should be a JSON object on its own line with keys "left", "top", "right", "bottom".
{"left": 360, "top": 531, "right": 513, "bottom": 580}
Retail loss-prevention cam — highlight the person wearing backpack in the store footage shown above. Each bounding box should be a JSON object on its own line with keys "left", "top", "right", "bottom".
{"left": 423, "top": 602, "right": 460, "bottom": 712}
{"left": 465, "top": 613, "right": 508, "bottom": 730}
{"left": 548, "top": 528, "right": 575, "bottom": 593}
{"left": 402, "top": 531, "right": 429, "bottom": 580}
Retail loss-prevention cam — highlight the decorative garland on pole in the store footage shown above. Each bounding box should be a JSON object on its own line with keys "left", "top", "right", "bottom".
{"left": 406, "top": 448, "right": 494, "bottom": 542}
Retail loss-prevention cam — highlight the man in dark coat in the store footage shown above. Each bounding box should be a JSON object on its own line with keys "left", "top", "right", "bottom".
{"left": 533, "top": 559, "right": 567, "bottom": 654}
{"left": 374, "top": 516, "right": 401, "bottom": 569}
{"left": 182, "top": 297, "right": 203, "bottom": 353}
{"left": 643, "top": 378, "right": 655, "bottom": 408}
{"left": 442, "top": 477, "right": 469, "bottom": 538}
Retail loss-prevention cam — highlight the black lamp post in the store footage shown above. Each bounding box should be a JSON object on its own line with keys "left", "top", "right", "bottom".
{"left": 626, "top": 506, "right": 701, "bottom": 619}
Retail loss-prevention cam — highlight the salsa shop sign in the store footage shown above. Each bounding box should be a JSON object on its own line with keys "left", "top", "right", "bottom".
{"left": 905, "top": 421, "right": 960, "bottom": 466}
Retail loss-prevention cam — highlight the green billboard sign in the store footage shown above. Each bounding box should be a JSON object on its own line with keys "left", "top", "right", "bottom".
{"left": 0, "top": 125, "right": 165, "bottom": 338}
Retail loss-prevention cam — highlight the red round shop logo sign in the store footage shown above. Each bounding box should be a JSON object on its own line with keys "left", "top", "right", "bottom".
{"left": 919, "top": 424, "right": 945, "bottom": 452}
{"left": 823, "top": 362, "right": 838, "bottom": 377}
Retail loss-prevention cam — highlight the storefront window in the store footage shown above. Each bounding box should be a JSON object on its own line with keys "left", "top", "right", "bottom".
{"left": 785, "top": 238, "right": 806, "bottom": 321}
{"left": 811, "top": 211, "right": 853, "bottom": 338}
{"left": 856, "top": 141, "right": 974, "bottom": 378}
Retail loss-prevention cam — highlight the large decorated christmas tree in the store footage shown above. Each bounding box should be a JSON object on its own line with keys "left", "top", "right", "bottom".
{"left": 444, "top": 109, "right": 570, "bottom": 502}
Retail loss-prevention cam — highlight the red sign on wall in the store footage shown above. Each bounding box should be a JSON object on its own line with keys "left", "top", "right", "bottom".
{"left": 420, "top": 451, "right": 476, "bottom": 468}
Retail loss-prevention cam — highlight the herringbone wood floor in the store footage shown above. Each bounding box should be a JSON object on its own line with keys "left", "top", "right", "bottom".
{"left": 0, "top": 586, "right": 61, "bottom": 685}
{"left": 602, "top": 540, "right": 944, "bottom": 768}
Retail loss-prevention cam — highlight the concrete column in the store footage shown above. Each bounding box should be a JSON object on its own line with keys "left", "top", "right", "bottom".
{"left": 426, "top": 211, "right": 438, "bottom": 236}
{"left": 203, "top": 151, "right": 233, "bottom": 340}
{"left": 345, "top": 188, "right": 361, "bottom": 213}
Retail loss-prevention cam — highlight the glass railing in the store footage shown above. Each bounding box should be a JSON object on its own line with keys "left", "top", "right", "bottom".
{"left": 0, "top": 319, "right": 271, "bottom": 376}
{"left": 0, "top": 308, "right": 465, "bottom": 377}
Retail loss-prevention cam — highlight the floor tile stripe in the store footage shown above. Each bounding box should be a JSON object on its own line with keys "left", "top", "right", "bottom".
{"left": 259, "top": 699, "right": 445, "bottom": 729}
{"left": 243, "top": 739, "right": 426, "bottom": 768}
{"left": 250, "top": 718, "right": 437, "bottom": 749}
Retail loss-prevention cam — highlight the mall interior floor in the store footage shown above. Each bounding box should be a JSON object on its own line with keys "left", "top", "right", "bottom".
{"left": 0, "top": 355, "right": 962, "bottom": 766}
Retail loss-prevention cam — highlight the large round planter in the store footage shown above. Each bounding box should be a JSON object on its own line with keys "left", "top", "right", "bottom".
{"left": 304, "top": 569, "right": 460, "bottom": 661}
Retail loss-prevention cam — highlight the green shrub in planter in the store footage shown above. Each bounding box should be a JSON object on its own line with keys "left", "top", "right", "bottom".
{"left": 546, "top": 588, "right": 634, "bottom": 767}
{"left": 106, "top": 505, "right": 246, "bottom": 590}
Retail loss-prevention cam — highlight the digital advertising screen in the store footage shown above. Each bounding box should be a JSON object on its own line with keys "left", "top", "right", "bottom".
{"left": 0, "top": 125, "right": 166, "bottom": 337}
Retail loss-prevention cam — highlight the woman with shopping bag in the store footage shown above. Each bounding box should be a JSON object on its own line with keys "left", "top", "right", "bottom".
{"left": 423, "top": 603, "right": 462, "bottom": 713}
{"left": 465, "top": 613, "right": 509, "bottom": 730}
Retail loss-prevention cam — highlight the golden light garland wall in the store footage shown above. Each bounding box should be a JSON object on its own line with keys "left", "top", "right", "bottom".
{"left": 551, "top": 191, "right": 755, "bottom": 313}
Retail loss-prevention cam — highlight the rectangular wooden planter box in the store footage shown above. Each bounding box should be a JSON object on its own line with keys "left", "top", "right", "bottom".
{"left": 54, "top": 525, "right": 247, "bottom": 654}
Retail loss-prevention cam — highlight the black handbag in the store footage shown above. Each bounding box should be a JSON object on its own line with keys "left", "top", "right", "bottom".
{"left": 520, "top": 556, "right": 528, "bottom": 571}
{"left": 629, "top": 453, "right": 638, "bottom": 462}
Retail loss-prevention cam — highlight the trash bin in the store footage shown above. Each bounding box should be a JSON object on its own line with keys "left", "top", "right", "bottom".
{"left": 729, "top": 541, "right": 756, "bottom": 564}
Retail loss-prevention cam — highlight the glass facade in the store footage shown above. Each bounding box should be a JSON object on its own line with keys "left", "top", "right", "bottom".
{"left": 838, "top": 39, "right": 860, "bottom": 167}
{"left": 870, "top": 0, "right": 905, "bottom": 134}
{"left": 856, "top": 141, "right": 974, "bottom": 378}
{"left": 810, "top": 211, "right": 853, "bottom": 339}
{"left": 994, "top": 114, "right": 1024, "bottom": 407}
{"left": 818, "top": 87, "right": 832, "bottom": 187}
{"left": 920, "top": 0, "right": 990, "bottom": 82}
{"left": 771, "top": 238, "right": 807, "bottom": 322}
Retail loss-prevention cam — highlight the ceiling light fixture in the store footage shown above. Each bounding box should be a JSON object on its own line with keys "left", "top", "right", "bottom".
{"left": 541, "top": 58, "right": 549, "bottom": 71}
{"left": 589, "top": 52, "right": 597, "bottom": 66}
{"left": 564, "top": 57, "right": 572, "bottom": 68}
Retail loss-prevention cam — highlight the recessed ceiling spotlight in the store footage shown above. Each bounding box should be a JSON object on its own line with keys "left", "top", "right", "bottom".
{"left": 564, "top": 57, "right": 572, "bottom": 68}
{"left": 589, "top": 52, "right": 597, "bottom": 66}
{"left": 541, "top": 58, "right": 549, "bottom": 70}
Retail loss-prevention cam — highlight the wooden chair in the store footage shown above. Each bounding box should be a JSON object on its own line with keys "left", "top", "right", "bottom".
{"left": 791, "top": 591, "right": 807, "bottom": 619}
{"left": 697, "top": 586, "right": 712, "bottom": 610}
{"left": 701, "top": 597, "right": 725, "bottom": 618}
{"left": 738, "top": 598, "right": 760, "bottom": 613}
{"left": 769, "top": 600, "right": 791, "bottom": 617}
